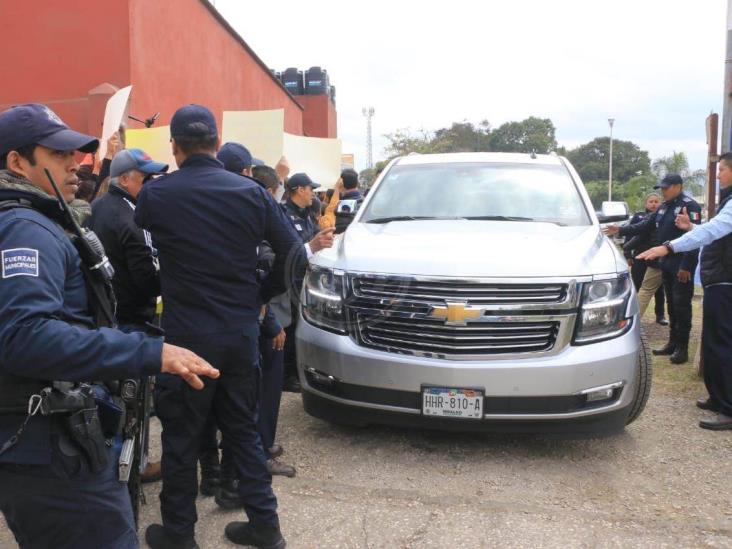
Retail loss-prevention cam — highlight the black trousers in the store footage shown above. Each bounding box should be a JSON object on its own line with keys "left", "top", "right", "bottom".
{"left": 157, "top": 325, "right": 278, "bottom": 539}
{"left": 662, "top": 270, "right": 695, "bottom": 347}
{"left": 283, "top": 316, "right": 298, "bottom": 383}
{"left": 631, "top": 259, "right": 665, "bottom": 318}
{"left": 258, "top": 335, "right": 285, "bottom": 452}
{"left": 0, "top": 442, "right": 137, "bottom": 549}
{"left": 702, "top": 285, "right": 732, "bottom": 416}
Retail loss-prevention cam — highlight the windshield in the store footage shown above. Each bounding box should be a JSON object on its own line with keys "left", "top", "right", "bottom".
{"left": 361, "top": 162, "right": 591, "bottom": 226}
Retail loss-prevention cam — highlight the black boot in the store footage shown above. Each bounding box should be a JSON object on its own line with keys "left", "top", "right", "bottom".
{"left": 199, "top": 452, "right": 221, "bottom": 496}
{"left": 215, "top": 478, "right": 245, "bottom": 510}
{"left": 670, "top": 345, "right": 689, "bottom": 364}
{"left": 146, "top": 524, "right": 199, "bottom": 549}
{"left": 652, "top": 341, "right": 676, "bottom": 356}
{"left": 225, "top": 521, "right": 286, "bottom": 548}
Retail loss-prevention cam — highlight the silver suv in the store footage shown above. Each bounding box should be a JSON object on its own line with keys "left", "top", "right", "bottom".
{"left": 296, "top": 152, "right": 651, "bottom": 435}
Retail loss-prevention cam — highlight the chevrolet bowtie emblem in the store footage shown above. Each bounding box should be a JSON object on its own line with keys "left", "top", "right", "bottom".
{"left": 430, "top": 302, "right": 483, "bottom": 325}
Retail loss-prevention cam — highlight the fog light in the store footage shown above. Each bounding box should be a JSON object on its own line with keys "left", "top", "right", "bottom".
{"left": 580, "top": 381, "right": 624, "bottom": 403}
{"left": 305, "top": 367, "right": 337, "bottom": 387}
{"left": 585, "top": 388, "right": 614, "bottom": 402}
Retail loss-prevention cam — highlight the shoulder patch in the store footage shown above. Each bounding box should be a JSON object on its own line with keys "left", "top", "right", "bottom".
{"left": 2, "top": 248, "right": 39, "bottom": 278}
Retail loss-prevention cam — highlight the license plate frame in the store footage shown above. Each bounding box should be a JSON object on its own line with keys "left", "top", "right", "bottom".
{"left": 421, "top": 385, "right": 484, "bottom": 420}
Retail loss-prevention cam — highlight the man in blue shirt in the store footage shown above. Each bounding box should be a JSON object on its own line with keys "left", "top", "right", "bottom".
{"left": 136, "top": 105, "right": 304, "bottom": 549}
{"left": 0, "top": 104, "right": 218, "bottom": 549}
{"left": 639, "top": 152, "right": 732, "bottom": 430}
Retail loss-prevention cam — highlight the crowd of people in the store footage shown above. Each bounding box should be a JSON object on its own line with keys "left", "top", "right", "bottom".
{"left": 0, "top": 103, "right": 363, "bottom": 549}
{"left": 605, "top": 165, "right": 732, "bottom": 431}
{"left": 1, "top": 100, "right": 731, "bottom": 549}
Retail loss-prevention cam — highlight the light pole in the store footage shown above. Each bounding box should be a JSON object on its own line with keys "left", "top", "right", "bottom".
{"left": 608, "top": 118, "right": 615, "bottom": 201}
{"left": 362, "top": 107, "right": 375, "bottom": 169}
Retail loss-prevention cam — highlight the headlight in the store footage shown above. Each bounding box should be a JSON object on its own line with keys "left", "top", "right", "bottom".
{"left": 574, "top": 273, "right": 632, "bottom": 344}
{"left": 302, "top": 266, "right": 347, "bottom": 333}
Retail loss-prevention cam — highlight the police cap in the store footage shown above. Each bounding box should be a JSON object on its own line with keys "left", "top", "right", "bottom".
{"left": 170, "top": 104, "right": 218, "bottom": 139}
{"left": 654, "top": 173, "right": 683, "bottom": 189}
{"left": 217, "top": 142, "right": 252, "bottom": 173}
{"left": 287, "top": 172, "right": 321, "bottom": 190}
{"left": 0, "top": 103, "right": 99, "bottom": 156}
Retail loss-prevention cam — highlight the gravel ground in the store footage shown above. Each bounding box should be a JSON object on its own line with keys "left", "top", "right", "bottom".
{"left": 2, "top": 300, "right": 731, "bottom": 548}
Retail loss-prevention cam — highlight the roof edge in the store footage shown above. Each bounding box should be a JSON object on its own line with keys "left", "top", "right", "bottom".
{"left": 199, "top": 0, "right": 304, "bottom": 112}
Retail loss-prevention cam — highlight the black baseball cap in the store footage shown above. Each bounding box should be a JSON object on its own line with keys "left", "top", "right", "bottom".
{"left": 217, "top": 142, "right": 252, "bottom": 173}
{"left": 654, "top": 173, "right": 683, "bottom": 189}
{"left": 287, "top": 172, "right": 320, "bottom": 190}
{"left": 0, "top": 103, "right": 99, "bottom": 156}
{"left": 170, "top": 104, "right": 218, "bottom": 139}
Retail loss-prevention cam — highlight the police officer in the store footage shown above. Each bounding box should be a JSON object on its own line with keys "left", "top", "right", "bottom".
{"left": 218, "top": 141, "right": 255, "bottom": 177}
{"left": 0, "top": 104, "right": 218, "bottom": 549}
{"left": 605, "top": 173, "right": 702, "bottom": 363}
{"left": 639, "top": 152, "right": 732, "bottom": 429}
{"left": 87, "top": 148, "right": 168, "bottom": 333}
{"left": 281, "top": 172, "right": 323, "bottom": 392}
{"left": 135, "top": 105, "right": 305, "bottom": 549}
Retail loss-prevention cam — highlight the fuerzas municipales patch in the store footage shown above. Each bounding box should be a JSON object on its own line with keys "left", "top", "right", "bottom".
{"left": 2, "top": 248, "right": 39, "bottom": 278}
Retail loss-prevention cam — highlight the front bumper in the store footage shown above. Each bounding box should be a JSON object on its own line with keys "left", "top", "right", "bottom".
{"left": 296, "top": 312, "right": 641, "bottom": 434}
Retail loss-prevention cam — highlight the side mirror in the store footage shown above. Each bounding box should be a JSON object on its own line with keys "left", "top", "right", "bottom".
{"left": 598, "top": 201, "right": 629, "bottom": 224}
{"left": 336, "top": 199, "right": 360, "bottom": 215}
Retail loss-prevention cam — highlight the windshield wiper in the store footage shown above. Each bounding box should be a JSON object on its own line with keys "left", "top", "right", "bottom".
{"left": 463, "top": 215, "right": 535, "bottom": 222}
{"left": 365, "top": 216, "right": 438, "bottom": 223}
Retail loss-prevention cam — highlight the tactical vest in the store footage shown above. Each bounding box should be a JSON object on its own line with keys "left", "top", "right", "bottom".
{"left": 700, "top": 188, "right": 732, "bottom": 287}
{"left": 0, "top": 199, "right": 115, "bottom": 413}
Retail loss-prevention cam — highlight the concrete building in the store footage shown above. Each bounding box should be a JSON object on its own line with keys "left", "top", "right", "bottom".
{"left": 0, "top": 0, "right": 336, "bottom": 140}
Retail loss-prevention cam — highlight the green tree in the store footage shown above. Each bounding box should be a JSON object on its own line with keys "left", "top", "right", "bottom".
{"left": 382, "top": 128, "right": 434, "bottom": 158}
{"left": 622, "top": 174, "right": 658, "bottom": 212}
{"left": 651, "top": 151, "right": 689, "bottom": 178}
{"left": 489, "top": 117, "right": 557, "bottom": 154}
{"left": 430, "top": 120, "right": 492, "bottom": 153}
{"left": 651, "top": 152, "right": 705, "bottom": 198}
{"left": 567, "top": 138, "right": 651, "bottom": 183}
{"left": 359, "top": 167, "right": 376, "bottom": 187}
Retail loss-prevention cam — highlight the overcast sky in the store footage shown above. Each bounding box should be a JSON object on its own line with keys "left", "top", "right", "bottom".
{"left": 215, "top": 0, "right": 726, "bottom": 172}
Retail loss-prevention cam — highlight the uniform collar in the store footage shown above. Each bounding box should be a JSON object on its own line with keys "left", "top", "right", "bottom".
{"left": 286, "top": 198, "right": 310, "bottom": 218}
{"left": 179, "top": 153, "right": 223, "bottom": 170}
{"left": 109, "top": 182, "right": 136, "bottom": 204}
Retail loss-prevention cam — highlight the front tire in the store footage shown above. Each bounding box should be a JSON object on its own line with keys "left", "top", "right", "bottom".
{"left": 625, "top": 331, "right": 652, "bottom": 425}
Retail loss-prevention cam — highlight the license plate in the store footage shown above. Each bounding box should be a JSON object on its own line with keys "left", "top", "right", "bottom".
{"left": 422, "top": 387, "right": 484, "bottom": 419}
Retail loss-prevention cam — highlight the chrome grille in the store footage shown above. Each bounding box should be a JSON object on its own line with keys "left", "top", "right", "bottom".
{"left": 356, "top": 315, "right": 559, "bottom": 356}
{"left": 353, "top": 277, "right": 567, "bottom": 305}
{"left": 346, "top": 275, "right": 574, "bottom": 358}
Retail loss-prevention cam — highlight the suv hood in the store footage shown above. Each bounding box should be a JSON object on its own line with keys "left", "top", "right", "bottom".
{"left": 314, "top": 220, "right": 621, "bottom": 278}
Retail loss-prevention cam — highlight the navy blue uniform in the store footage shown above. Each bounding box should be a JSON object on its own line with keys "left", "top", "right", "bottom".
{"left": 281, "top": 199, "right": 315, "bottom": 388}
{"left": 135, "top": 154, "right": 303, "bottom": 539}
{"left": 87, "top": 183, "right": 160, "bottom": 329}
{"left": 0, "top": 182, "right": 163, "bottom": 549}
{"left": 620, "top": 194, "right": 702, "bottom": 346}
{"left": 258, "top": 305, "right": 284, "bottom": 454}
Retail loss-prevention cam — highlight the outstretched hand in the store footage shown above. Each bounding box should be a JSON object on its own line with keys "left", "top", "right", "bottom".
{"left": 636, "top": 245, "right": 669, "bottom": 261}
{"left": 161, "top": 343, "right": 220, "bottom": 390}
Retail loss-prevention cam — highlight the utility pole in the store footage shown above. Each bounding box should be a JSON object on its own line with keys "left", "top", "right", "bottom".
{"left": 362, "top": 107, "right": 375, "bottom": 169}
{"left": 722, "top": 1, "right": 732, "bottom": 154}
{"left": 608, "top": 118, "right": 615, "bottom": 201}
